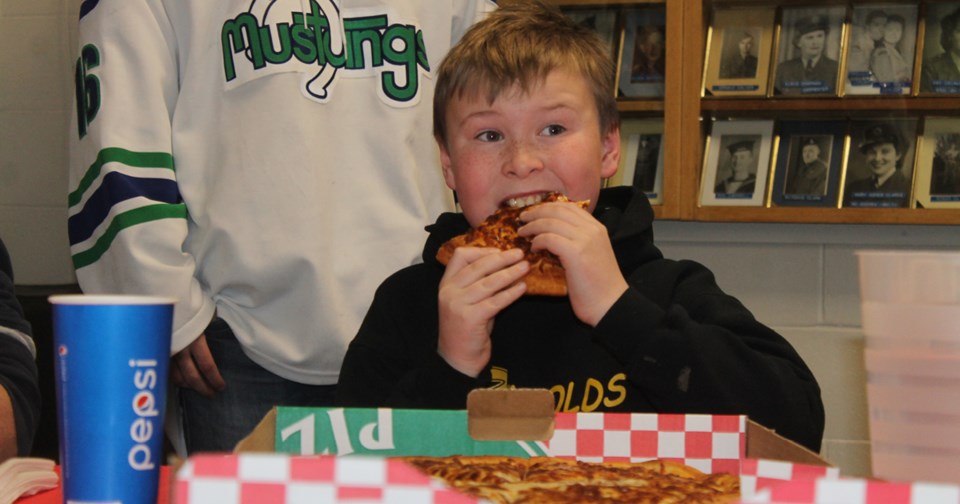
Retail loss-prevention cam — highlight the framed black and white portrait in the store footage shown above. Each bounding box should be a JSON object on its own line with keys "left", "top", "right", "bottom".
{"left": 842, "top": 118, "right": 919, "bottom": 208}
{"left": 770, "top": 120, "right": 847, "bottom": 207}
{"left": 772, "top": 5, "right": 845, "bottom": 96}
{"left": 918, "top": 2, "right": 960, "bottom": 94}
{"left": 844, "top": 4, "right": 919, "bottom": 96}
{"left": 617, "top": 8, "right": 666, "bottom": 98}
{"left": 914, "top": 117, "right": 960, "bottom": 208}
{"left": 703, "top": 6, "right": 776, "bottom": 97}
{"left": 561, "top": 7, "right": 619, "bottom": 62}
{"left": 700, "top": 119, "right": 774, "bottom": 207}
{"left": 609, "top": 118, "right": 665, "bottom": 204}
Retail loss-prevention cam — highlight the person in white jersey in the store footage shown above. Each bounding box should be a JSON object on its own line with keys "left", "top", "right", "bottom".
{"left": 68, "top": 0, "right": 495, "bottom": 453}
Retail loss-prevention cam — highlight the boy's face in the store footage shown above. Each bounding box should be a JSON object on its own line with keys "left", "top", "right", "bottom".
{"left": 438, "top": 68, "right": 620, "bottom": 226}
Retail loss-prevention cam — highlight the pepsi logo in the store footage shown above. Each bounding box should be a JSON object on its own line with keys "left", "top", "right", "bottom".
{"left": 128, "top": 359, "right": 160, "bottom": 471}
{"left": 132, "top": 391, "right": 157, "bottom": 416}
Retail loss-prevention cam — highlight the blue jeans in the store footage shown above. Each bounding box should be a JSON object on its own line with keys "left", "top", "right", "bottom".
{"left": 179, "top": 318, "right": 336, "bottom": 453}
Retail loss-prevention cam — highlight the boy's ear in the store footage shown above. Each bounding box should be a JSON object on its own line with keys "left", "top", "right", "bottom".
{"left": 437, "top": 135, "right": 457, "bottom": 191}
{"left": 600, "top": 126, "right": 621, "bottom": 179}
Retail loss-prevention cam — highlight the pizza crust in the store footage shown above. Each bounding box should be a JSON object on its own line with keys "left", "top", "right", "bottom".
{"left": 522, "top": 256, "right": 568, "bottom": 296}
{"left": 436, "top": 233, "right": 471, "bottom": 266}
{"left": 436, "top": 193, "right": 588, "bottom": 296}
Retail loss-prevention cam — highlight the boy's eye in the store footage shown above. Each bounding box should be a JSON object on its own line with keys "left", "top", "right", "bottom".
{"left": 542, "top": 124, "right": 566, "bottom": 136}
{"left": 477, "top": 130, "right": 503, "bottom": 142}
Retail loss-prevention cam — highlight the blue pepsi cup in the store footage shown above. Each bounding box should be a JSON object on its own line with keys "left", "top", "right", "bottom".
{"left": 50, "top": 295, "right": 175, "bottom": 504}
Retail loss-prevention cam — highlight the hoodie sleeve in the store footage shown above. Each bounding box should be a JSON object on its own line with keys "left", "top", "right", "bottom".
{"left": 0, "top": 239, "right": 40, "bottom": 456}
{"left": 68, "top": 1, "right": 215, "bottom": 352}
{"left": 592, "top": 259, "right": 825, "bottom": 452}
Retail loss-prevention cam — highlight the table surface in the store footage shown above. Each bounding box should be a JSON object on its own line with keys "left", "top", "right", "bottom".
{"left": 16, "top": 465, "right": 172, "bottom": 504}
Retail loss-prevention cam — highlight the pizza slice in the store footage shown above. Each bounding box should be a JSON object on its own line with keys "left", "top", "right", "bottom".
{"left": 436, "top": 192, "right": 589, "bottom": 296}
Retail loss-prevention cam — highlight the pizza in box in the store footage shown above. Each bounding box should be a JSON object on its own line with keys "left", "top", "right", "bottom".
{"left": 401, "top": 454, "right": 739, "bottom": 503}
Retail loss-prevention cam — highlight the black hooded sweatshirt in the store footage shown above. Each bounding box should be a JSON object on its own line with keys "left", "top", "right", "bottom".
{"left": 337, "top": 187, "right": 825, "bottom": 452}
{"left": 0, "top": 237, "right": 40, "bottom": 457}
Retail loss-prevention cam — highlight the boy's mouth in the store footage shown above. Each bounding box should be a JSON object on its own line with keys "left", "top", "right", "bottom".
{"left": 501, "top": 192, "right": 555, "bottom": 209}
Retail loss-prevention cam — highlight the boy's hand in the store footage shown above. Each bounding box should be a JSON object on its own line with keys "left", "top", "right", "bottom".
{"left": 437, "top": 247, "right": 528, "bottom": 377}
{"left": 519, "top": 202, "right": 628, "bottom": 326}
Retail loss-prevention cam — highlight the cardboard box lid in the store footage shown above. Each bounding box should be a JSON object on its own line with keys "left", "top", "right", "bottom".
{"left": 236, "top": 407, "right": 829, "bottom": 474}
{"left": 245, "top": 406, "right": 550, "bottom": 458}
{"left": 235, "top": 388, "right": 831, "bottom": 473}
{"left": 466, "top": 389, "right": 555, "bottom": 441}
{"left": 234, "top": 407, "right": 277, "bottom": 454}
{"left": 236, "top": 389, "right": 557, "bottom": 455}
{"left": 745, "top": 418, "right": 829, "bottom": 468}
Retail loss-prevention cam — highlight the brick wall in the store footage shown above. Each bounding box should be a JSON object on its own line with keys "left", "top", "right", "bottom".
{"left": 0, "top": 0, "right": 76, "bottom": 285}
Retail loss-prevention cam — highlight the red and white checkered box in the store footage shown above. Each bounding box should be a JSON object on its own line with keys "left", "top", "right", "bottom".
{"left": 744, "top": 477, "right": 960, "bottom": 503}
{"left": 174, "top": 453, "right": 476, "bottom": 504}
{"left": 174, "top": 451, "right": 840, "bottom": 504}
{"left": 545, "top": 411, "right": 838, "bottom": 498}
{"left": 739, "top": 458, "right": 839, "bottom": 497}
{"left": 546, "top": 412, "right": 746, "bottom": 475}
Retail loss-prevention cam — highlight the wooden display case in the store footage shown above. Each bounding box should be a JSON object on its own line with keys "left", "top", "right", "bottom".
{"left": 684, "top": 0, "right": 960, "bottom": 224}
{"left": 541, "top": 0, "right": 959, "bottom": 224}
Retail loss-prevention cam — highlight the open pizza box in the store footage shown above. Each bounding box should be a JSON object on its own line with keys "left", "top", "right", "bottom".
{"left": 175, "top": 389, "right": 852, "bottom": 503}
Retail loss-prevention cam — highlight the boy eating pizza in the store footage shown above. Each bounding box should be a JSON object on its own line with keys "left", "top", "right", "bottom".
{"left": 336, "top": 1, "right": 825, "bottom": 452}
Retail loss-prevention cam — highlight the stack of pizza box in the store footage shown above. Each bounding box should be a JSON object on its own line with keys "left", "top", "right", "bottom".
{"left": 172, "top": 390, "right": 960, "bottom": 503}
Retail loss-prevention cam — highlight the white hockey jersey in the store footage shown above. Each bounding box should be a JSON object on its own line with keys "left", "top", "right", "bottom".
{"left": 68, "top": 0, "right": 494, "bottom": 384}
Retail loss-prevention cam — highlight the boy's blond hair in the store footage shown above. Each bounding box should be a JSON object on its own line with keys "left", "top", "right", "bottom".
{"left": 433, "top": 1, "right": 619, "bottom": 147}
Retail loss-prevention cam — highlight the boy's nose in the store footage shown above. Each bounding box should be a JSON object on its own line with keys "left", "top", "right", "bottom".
{"left": 503, "top": 140, "right": 544, "bottom": 177}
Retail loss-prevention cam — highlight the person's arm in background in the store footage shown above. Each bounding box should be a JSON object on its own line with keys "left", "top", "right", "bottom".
{"left": 68, "top": 0, "right": 222, "bottom": 394}
{"left": 0, "top": 343, "right": 37, "bottom": 463}
{"left": 0, "top": 238, "right": 40, "bottom": 463}
{"left": 0, "top": 388, "right": 17, "bottom": 463}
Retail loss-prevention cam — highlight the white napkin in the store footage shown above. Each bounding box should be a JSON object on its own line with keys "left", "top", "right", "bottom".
{"left": 0, "top": 457, "right": 58, "bottom": 504}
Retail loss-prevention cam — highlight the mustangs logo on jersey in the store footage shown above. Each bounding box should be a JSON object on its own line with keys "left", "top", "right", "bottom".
{"left": 222, "top": 0, "right": 430, "bottom": 106}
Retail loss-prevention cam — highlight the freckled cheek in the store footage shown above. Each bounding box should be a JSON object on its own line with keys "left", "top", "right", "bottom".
{"left": 454, "top": 147, "right": 500, "bottom": 171}
{"left": 450, "top": 154, "right": 501, "bottom": 205}
{"left": 452, "top": 173, "right": 489, "bottom": 202}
